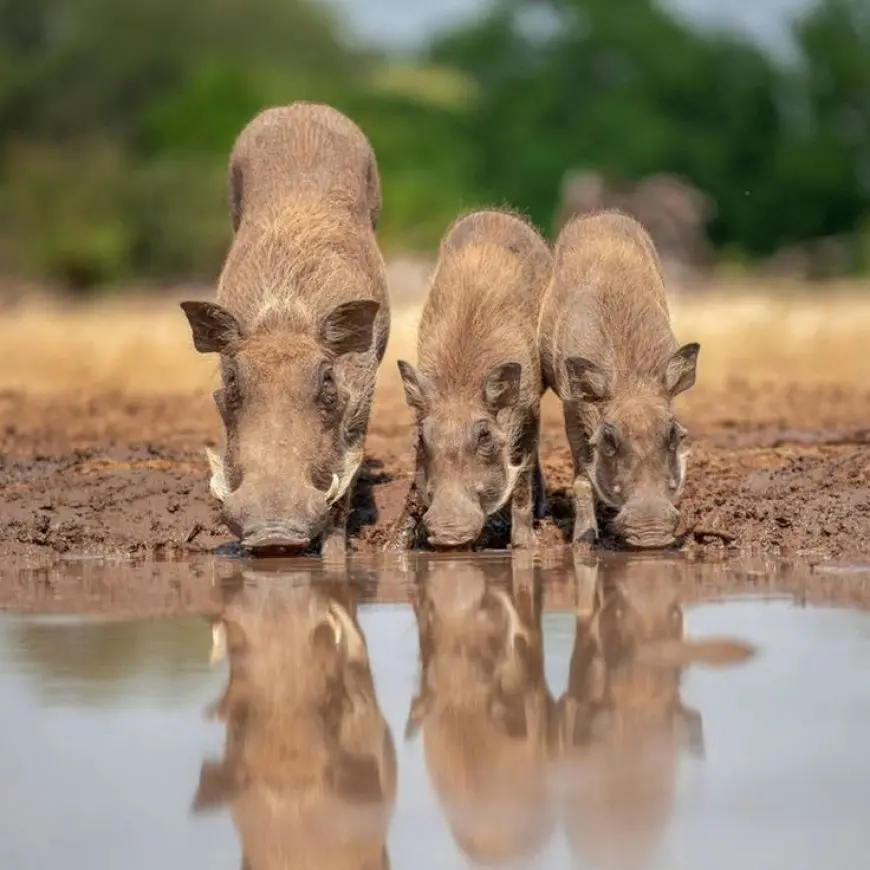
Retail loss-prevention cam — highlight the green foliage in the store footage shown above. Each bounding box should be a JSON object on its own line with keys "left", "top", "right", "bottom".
{"left": 0, "top": 0, "right": 868, "bottom": 288}
{"left": 0, "top": 140, "right": 137, "bottom": 288}
{"left": 431, "top": 0, "right": 870, "bottom": 258}
{"left": 337, "top": 89, "right": 478, "bottom": 251}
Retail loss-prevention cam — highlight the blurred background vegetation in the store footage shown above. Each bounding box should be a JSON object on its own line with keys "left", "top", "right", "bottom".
{"left": 0, "top": 0, "right": 867, "bottom": 289}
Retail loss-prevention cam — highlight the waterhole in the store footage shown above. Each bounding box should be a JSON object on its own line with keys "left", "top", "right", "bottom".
{"left": 0, "top": 550, "right": 868, "bottom": 869}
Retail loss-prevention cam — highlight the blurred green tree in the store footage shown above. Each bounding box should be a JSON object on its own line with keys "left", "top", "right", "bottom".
{"left": 0, "top": 0, "right": 363, "bottom": 286}
{"left": 0, "top": 0, "right": 355, "bottom": 142}
{"left": 775, "top": 0, "right": 870, "bottom": 250}
{"left": 0, "top": 0, "right": 868, "bottom": 286}
{"left": 430, "top": 0, "right": 870, "bottom": 261}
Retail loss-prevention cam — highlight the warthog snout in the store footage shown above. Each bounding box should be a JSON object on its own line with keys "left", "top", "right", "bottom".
{"left": 241, "top": 526, "right": 311, "bottom": 551}
{"left": 424, "top": 486, "right": 486, "bottom": 549}
{"left": 223, "top": 481, "right": 327, "bottom": 552}
{"left": 612, "top": 498, "right": 680, "bottom": 549}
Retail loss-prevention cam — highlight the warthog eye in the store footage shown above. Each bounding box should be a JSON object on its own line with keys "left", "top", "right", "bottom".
{"left": 599, "top": 422, "right": 619, "bottom": 457}
{"left": 219, "top": 363, "right": 242, "bottom": 413}
{"left": 473, "top": 421, "right": 496, "bottom": 457}
{"left": 668, "top": 422, "right": 687, "bottom": 451}
{"left": 317, "top": 364, "right": 338, "bottom": 409}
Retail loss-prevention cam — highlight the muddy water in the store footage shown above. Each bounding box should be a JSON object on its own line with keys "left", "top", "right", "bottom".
{"left": 1, "top": 552, "right": 869, "bottom": 869}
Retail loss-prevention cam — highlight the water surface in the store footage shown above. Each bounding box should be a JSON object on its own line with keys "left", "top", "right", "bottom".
{"left": 1, "top": 551, "right": 869, "bottom": 869}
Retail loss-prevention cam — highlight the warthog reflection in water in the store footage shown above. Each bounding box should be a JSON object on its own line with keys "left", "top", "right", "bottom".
{"left": 404, "top": 555, "right": 558, "bottom": 864}
{"left": 192, "top": 566, "right": 396, "bottom": 870}
{"left": 557, "top": 554, "right": 756, "bottom": 870}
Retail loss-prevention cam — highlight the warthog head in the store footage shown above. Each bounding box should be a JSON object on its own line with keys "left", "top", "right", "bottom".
{"left": 397, "top": 361, "right": 526, "bottom": 548}
{"left": 194, "top": 572, "right": 396, "bottom": 870}
{"left": 557, "top": 556, "right": 754, "bottom": 869}
{"left": 565, "top": 342, "right": 700, "bottom": 548}
{"left": 181, "top": 298, "right": 380, "bottom": 551}
{"left": 405, "top": 559, "right": 555, "bottom": 863}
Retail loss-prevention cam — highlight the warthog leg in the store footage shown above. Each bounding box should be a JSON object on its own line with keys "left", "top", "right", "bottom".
{"left": 571, "top": 476, "right": 598, "bottom": 547}
{"left": 321, "top": 488, "right": 352, "bottom": 563}
{"left": 533, "top": 452, "right": 548, "bottom": 520}
{"left": 385, "top": 430, "right": 427, "bottom": 551}
{"left": 511, "top": 460, "right": 536, "bottom": 549}
{"left": 564, "top": 406, "right": 598, "bottom": 548}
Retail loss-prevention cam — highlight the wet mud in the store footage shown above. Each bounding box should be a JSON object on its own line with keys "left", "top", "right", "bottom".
{"left": 1, "top": 374, "right": 868, "bottom": 573}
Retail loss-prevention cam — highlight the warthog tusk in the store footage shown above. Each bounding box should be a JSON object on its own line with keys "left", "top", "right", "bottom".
{"left": 492, "top": 588, "right": 530, "bottom": 647}
{"left": 210, "top": 622, "right": 227, "bottom": 665}
{"left": 492, "top": 461, "right": 526, "bottom": 513}
{"left": 205, "top": 448, "right": 229, "bottom": 502}
{"left": 326, "top": 447, "right": 364, "bottom": 507}
{"left": 326, "top": 600, "right": 367, "bottom": 661}
{"left": 325, "top": 608, "right": 343, "bottom": 648}
{"left": 325, "top": 473, "right": 341, "bottom": 506}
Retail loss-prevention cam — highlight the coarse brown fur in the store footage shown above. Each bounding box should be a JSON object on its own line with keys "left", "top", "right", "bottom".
{"left": 538, "top": 210, "right": 701, "bottom": 549}
{"left": 180, "top": 102, "right": 390, "bottom": 559}
{"left": 192, "top": 567, "right": 396, "bottom": 870}
{"left": 404, "top": 557, "right": 557, "bottom": 864}
{"left": 393, "top": 209, "right": 552, "bottom": 550}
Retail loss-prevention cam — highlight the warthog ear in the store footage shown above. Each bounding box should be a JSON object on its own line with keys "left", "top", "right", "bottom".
{"left": 191, "top": 760, "right": 238, "bottom": 812}
{"left": 663, "top": 342, "right": 700, "bottom": 397}
{"left": 180, "top": 301, "right": 244, "bottom": 354}
{"left": 404, "top": 693, "right": 429, "bottom": 741}
{"left": 209, "top": 620, "right": 227, "bottom": 665}
{"left": 637, "top": 637, "right": 757, "bottom": 669}
{"left": 564, "top": 356, "right": 610, "bottom": 403}
{"left": 321, "top": 299, "right": 380, "bottom": 356}
{"left": 483, "top": 362, "right": 522, "bottom": 412}
{"left": 397, "top": 360, "right": 429, "bottom": 414}
{"left": 676, "top": 703, "right": 705, "bottom": 759}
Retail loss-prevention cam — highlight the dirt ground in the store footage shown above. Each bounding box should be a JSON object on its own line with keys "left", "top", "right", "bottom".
{"left": 1, "top": 269, "right": 869, "bottom": 575}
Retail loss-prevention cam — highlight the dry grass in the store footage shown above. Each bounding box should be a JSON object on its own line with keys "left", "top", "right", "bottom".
{"left": 1, "top": 266, "right": 868, "bottom": 396}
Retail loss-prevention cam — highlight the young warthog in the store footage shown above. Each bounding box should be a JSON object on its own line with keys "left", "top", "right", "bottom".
{"left": 180, "top": 102, "right": 389, "bottom": 557}
{"left": 394, "top": 209, "right": 552, "bottom": 550}
{"left": 539, "top": 210, "right": 700, "bottom": 549}
{"left": 556, "top": 555, "right": 755, "bottom": 869}
{"left": 405, "top": 558, "right": 556, "bottom": 864}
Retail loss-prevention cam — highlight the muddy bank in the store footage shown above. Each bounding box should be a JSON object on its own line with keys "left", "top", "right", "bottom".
{"left": 2, "top": 549, "right": 870, "bottom": 616}
{"left": 1, "top": 376, "right": 868, "bottom": 569}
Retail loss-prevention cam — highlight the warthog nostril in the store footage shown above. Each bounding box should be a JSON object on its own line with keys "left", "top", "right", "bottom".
{"left": 613, "top": 500, "right": 680, "bottom": 549}
{"left": 423, "top": 508, "right": 483, "bottom": 550}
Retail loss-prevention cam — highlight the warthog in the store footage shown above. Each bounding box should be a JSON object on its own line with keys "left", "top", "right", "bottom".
{"left": 194, "top": 566, "right": 396, "bottom": 870}
{"left": 556, "top": 554, "right": 755, "bottom": 869}
{"left": 404, "top": 556, "right": 557, "bottom": 864}
{"left": 180, "top": 102, "right": 389, "bottom": 558}
{"left": 538, "top": 210, "right": 701, "bottom": 549}
{"left": 394, "top": 209, "right": 552, "bottom": 550}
